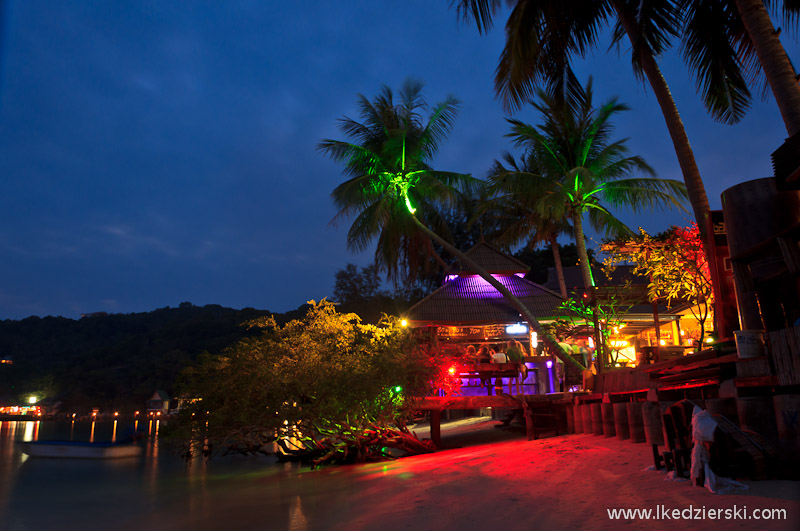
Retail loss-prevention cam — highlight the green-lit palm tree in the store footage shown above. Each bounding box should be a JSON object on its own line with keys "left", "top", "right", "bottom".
{"left": 320, "top": 80, "right": 464, "bottom": 283}
{"left": 499, "top": 79, "right": 688, "bottom": 291}
{"left": 451, "top": 0, "right": 753, "bottom": 245}
{"left": 486, "top": 152, "right": 573, "bottom": 298}
{"left": 493, "top": 79, "right": 688, "bottom": 368}
{"left": 320, "top": 80, "right": 584, "bottom": 371}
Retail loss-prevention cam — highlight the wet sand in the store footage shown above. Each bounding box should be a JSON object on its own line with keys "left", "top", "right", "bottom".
{"left": 117, "top": 418, "right": 800, "bottom": 531}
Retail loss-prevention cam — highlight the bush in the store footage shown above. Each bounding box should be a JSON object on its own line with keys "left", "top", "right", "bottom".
{"left": 164, "top": 300, "right": 439, "bottom": 464}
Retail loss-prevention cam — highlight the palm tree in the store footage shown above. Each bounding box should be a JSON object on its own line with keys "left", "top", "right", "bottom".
{"left": 451, "top": 0, "right": 752, "bottom": 245}
{"left": 732, "top": 0, "right": 800, "bottom": 136}
{"left": 320, "top": 80, "right": 585, "bottom": 372}
{"left": 486, "top": 152, "right": 573, "bottom": 298}
{"left": 320, "top": 80, "right": 463, "bottom": 284}
{"left": 492, "top": 79, "right": 689, "bottom": 367}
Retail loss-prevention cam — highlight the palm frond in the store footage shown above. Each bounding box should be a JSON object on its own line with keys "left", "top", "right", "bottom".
{"left": 678, "top": 0, "right": 752, "bottom": 124}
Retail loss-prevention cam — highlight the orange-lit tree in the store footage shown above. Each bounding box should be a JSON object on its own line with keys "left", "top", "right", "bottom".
{"left": 604, "top": 223, "right": 714, "bottom": 349}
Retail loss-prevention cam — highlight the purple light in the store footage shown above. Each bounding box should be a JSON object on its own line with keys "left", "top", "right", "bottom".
{"left": 445, "top": 275, "right": 521, "bottom": 300}
{"left": 546, "top": 360, "right": 553, "bottom": 369}
{"left": 445, "top": 274, "right": 459, "bottom": 282}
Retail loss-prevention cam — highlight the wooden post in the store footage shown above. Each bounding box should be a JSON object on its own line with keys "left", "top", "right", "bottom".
{"left": 524, "top": 401, "right": 534, "bottom": 441}
{"left": 652, "top": 301, "right": 662, "bottom": 362}
{"left": 429, "top": 410, "right": 442, "bottom": 448}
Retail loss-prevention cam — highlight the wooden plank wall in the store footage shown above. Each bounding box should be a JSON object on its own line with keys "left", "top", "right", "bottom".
{"left": 594, "top": 368, "right": 655, "bottom": 393}
{"left": 769, "top": 326, "right": 800, "bottom": 386}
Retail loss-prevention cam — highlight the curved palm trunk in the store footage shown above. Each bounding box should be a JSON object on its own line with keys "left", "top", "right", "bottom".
{"left": 410, "top": 215, "right": 585, "bottom": 372}
{"left": 612, "top": 1, "right": 711, "bottom": 239}
{"left": 550, "top": 233, "right": 568, "bottom": 298}
{"left": 571, "top": 213, "right": 594, "bottom": 291}
{"left": 572, "top": 211, "right": 605, "bottom": 372}
{"left": 734, "top": 0, "right": 800, "bottom": 136}
{"left": 425, "top": 237, "right": 451, "bottom": 271}
{"left": 613, "top": 0, "right": 722, "bottom": 349}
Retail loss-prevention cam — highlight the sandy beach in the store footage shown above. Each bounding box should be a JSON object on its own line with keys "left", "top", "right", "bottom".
{"left": 112, "top": 417, "right": 799, "bottom": 531}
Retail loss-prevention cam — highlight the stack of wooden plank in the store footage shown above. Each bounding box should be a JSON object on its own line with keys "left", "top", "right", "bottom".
{"left": 769, "top": 326, "right": 800, "bottom": 386}
{"left": 644, "top": 350, "right": 737, "bottom": 388}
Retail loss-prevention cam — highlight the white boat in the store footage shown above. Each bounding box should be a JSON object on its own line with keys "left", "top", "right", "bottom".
{"left": 18, "top": 440, "right": 143, "bottom": 459}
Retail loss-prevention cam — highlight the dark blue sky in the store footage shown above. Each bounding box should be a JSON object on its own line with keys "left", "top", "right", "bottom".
{"left": 1, "top": 1, "right": 797, "bottom": 320}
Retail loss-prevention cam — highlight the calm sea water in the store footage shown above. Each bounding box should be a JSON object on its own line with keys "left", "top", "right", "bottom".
{"left": 0, "top": 419, "right": 363, "bottom": 531}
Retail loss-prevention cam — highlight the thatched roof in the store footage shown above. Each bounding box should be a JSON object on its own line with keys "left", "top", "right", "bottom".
{"left": 407, "top": 274, "right": 563, "bottom": 326}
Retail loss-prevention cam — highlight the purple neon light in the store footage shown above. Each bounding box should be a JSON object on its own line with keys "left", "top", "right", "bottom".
{"left": 442, "top": 274, "right": 528, "bottom": 299}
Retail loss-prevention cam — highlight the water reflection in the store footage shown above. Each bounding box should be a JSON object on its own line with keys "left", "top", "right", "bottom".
{"left": 289, "top": 495, "right": 308, "bottom": 530}
{"left": 0, "top": 420, "right": 364, "bottom": 530}
{"left": 22, "top": 421, "right": 35, "bottom": 442}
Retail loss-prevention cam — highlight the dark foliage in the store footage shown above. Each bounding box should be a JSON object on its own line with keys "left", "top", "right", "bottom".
{"left": 514, "top": 243, "right": 595, "bottom": 284}
{"left": 0, "top": 303, "right": 287, "bottom": 412}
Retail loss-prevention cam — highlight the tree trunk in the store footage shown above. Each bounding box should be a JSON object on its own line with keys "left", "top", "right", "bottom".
{"left": 550, "top": 233, "right": 568, "bottom": 298}
{"left": 613, "top": 1, "right": 719, "bottom": 362}
{"left": 612, "top": 1, "right": 711, "bottom": 240}
{"left": 572, "top": 211, "right": 605, "bottom": 371}
{"left": 411, "top": 215, "right": 585, "bottom": 372}
{"left": 571, "top": 212, "right": 594, "bottom": 291}
{"left": 734, "top": 0, "right": 800, "bottom": 136}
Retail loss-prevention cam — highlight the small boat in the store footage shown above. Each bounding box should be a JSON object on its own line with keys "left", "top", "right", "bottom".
{"left": 18, "top": 440, "right": 143, "bottom": 459}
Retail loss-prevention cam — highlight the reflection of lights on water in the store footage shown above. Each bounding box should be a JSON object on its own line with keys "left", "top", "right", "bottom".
{"left": 22, "top": 422, "right": 34, "bottom": 442}
{"left": 289, "top": 495, "right": 308, "bottom": 530}
{"left": 112, "top": 420, "right": 118, "bottom": 443}
{"left": 90, "top": 421, "right": 96, "bottom": 443}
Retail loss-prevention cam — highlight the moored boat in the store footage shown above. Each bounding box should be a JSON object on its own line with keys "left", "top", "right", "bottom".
{"left": 18, "top": 440, "right": 143, "bottom": 459}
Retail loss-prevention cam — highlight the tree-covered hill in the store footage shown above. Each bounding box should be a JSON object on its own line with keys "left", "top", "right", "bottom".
{"left": 0, "top": 302, "right": 296, "bottom": 412}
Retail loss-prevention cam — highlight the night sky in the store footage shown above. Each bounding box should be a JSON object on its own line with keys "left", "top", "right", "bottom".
{"left": 1, "top": 1, "right": 797, "bottom": 320}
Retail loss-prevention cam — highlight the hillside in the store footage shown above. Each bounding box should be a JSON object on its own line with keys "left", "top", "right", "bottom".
{"left": 0, "top": 302, "right": 301, "bottom": 412}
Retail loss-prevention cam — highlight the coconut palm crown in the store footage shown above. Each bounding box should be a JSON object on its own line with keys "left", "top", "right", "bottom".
{"left": 491, "top": 78, "right": 689, "bottom": 292}
{"left": 319, "top": 80, "right": 473, "bottom": 283}
{"left": 322, "top": 80, "right": 586, "bottom": 372}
